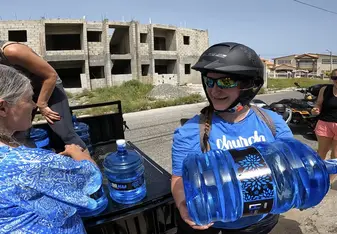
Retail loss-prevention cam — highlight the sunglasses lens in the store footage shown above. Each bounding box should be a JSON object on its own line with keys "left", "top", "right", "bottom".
{"left": 217, "top": 78, "right": 238, "bottom": 88}
{"left": 203, "top": 75, "right": 238, "bottom": 89}
{"left": 332, "top": 76, "right": 337, "bottom": 80}
{"left": 203, "top": 75, "right": 214, "bottom": 88}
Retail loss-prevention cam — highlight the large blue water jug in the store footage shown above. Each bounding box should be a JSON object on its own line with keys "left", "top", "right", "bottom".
{"left": 30, "top": 128, "right": 50, "bottom": 149}
{"left": 72, "top": 115, "right": 93, "bottom": 155}
{"left": 182, "top": 137, "right": 335, "bottom": 226}
{"left": 103, "top": 139, "right": 147, "bottom": 204}
{"left": 76, "top": 185, "right": 108, "bottom": 217}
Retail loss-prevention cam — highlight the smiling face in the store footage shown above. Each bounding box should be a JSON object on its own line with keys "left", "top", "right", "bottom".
{"left": 204, "top": 72, "right": 241, "bottom": 110}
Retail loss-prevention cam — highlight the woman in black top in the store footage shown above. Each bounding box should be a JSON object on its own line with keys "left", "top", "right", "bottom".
{"left": 0, "top": 40, "right": 87, "bottom": 152}
{"left": 312, "top": 69, "right": 337, "bottom": 182}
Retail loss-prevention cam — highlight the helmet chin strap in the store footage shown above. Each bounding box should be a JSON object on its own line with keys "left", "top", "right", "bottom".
{"left": 213, "top": 99, "right": 242, "bottom": 113}
{"left": 206, "top": 82, "right": 262, "bottom": 113}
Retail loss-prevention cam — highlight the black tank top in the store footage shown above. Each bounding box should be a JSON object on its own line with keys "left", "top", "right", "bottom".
{"left": 319, "top": 84, "right": 337, "bottom": 122}
{"left": 0, "top": 40, "right": 62, "bottom": 85}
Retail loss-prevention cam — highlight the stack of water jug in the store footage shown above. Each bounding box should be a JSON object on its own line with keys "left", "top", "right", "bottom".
{"left": 72, "top": 115, "right": 94, "bottom": 155}
{"left": 30, "top": 127, "right": 50, "bottom": 149}
{"left": 30, "top": 117, "right": 148, "bottom": 217}
{"left": 182, "top": 137, "right": 337, "bottom": 225}
{"left": 71, "top": 116, "right": 147, "bottom": 216}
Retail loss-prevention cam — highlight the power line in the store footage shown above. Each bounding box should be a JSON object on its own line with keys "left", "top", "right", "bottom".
{"left": 293, "top": 0, "right": 337, "bottom": 15}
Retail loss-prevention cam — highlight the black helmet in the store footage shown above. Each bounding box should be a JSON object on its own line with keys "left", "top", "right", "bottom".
{"left": 192, "top": 42, "right": 265, "bottom": 111}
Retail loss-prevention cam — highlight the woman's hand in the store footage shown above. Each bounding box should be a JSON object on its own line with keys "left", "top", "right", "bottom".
{"left": 59, "top": 144, "right": 96, "bottom": 165}
{"left": 311, "top": 107, "right": 320, "bottom": 116}
{"left": 178, "top": 200, "right": 214, "bottom": 230}
{"left": 59, "top": 144, "right": 85, "bottom": 157}
{"left": 39, "top": 106, "right": 61, "bottom": 124}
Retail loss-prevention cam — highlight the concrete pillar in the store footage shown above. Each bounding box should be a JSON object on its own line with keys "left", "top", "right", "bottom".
{"left": 130, "top": 21, "right": 139, "bottom": 80}
{"left": 82, "top": 20, "right": 91, "bottom": 90}
{"left": 80, "top": 74, "right": 89, "bottom": 89}
{"left": 148, "top": 24, "right": 155, "bottom": 84}
{"left": 40, "top": 19, "right": 46, "bottom": 58}
{"left": 102, "top": 19, "right": 112, "bottom": 86}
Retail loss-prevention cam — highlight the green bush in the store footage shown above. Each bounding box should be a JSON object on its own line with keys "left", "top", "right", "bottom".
{"left": 268, "top": 78, "right": 331, "bottom": 89}
{"left": 68, "top": 80, "right": 204, "bottom": 115}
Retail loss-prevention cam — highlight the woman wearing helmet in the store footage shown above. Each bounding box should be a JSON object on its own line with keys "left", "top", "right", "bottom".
{"left": 171, "top": 42, "right": 293, "bottom": 233}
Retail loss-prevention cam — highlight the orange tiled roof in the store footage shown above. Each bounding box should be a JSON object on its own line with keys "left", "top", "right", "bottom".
{"left": 260, "top": 58, "right": 274, "bottom": 66}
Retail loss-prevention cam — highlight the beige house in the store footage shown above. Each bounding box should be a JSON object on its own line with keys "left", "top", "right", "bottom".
{"left": 270, "top": 53, "right": 337, "bottom": 78}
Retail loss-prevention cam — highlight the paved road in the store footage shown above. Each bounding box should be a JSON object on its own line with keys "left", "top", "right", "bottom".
{"left": 123, "top": 90, "right": 337, "bottom": 234}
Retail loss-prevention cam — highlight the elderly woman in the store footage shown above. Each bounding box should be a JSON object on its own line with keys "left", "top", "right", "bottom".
{"left": 0, "top": 64, "right": 101, "bottom": 233}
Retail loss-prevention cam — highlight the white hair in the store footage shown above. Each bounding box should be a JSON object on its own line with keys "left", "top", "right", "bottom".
{"left": 0, "top": 64, "right": 32, "bottom": 105}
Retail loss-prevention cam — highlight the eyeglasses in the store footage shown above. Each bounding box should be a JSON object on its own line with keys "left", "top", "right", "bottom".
{"left": 202, "top": 74, "right": 239, "bottom": 89}
{"left": 331, "top": 76, "right": 337, "bottom": 80}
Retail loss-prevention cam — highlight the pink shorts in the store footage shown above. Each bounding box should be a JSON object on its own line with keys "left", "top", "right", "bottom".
{"left": 315, "top": 120, "right": 337, "bottom": 140}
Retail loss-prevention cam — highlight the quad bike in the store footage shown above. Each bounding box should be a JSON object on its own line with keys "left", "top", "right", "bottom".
{"left": 250, "top": 99, "right": 293, "bottom": 124}
{"left": 275, "top": 82, "right": 328, "bottom": 130}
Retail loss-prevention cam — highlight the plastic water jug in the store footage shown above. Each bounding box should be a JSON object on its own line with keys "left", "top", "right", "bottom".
{"left": 72, "top": 115, "right": 93, "bottom": 155}
{"left": 103, "top": 139, "right": 147, "bottom": 204}
{"left": 29, "top": 128, "right": 50, "bottom": 149}
{"left": 76, "top": 185, "right": 108, "bottom": 217}
{"left": 182, "top": 137, "right": 335, "bottom": 225}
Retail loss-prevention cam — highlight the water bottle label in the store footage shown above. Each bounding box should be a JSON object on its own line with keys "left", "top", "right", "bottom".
{"left": 229, "top": 147, "right": 274, "bottom": 216}
{"left": 110, "top": 175, "right": 145, "bottom": 191}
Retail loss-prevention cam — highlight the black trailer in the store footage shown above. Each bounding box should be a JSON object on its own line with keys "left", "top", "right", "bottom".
{"left": 33, "top": 101, "right": 177, "bottom": 234}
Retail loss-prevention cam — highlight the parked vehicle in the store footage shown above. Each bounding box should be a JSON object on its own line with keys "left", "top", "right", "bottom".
{"left": 275, "top": 82, "right": 328, "bottom": 130}
{"left": 250, "top": 99, "right": 292, "bottom": 124}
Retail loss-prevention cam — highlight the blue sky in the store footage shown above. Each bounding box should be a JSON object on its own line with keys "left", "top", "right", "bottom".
{"left": 2, "top": 0, "right": 337, "bottom": 59}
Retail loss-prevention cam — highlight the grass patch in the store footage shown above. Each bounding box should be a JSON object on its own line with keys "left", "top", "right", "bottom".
{"left": 268, "top": 78, "right": 331, "bottom": 90}
{"left": 68, "top": 80, "right": 204, "bottom": 116}
{"left": 258, "top": 87, "right": 266, "bottom": 94}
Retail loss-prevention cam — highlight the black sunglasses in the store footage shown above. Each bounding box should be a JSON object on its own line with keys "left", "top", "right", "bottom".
{"left": 331, "top": 76, "right": 337, "bottom": 80}
{"left": 202, "top": 74, "right": 239, "bottom": 89}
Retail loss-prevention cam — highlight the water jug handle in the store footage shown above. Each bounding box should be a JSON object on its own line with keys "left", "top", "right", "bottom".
{"left": 324, "top": 159, "right": 337, "bottom": 174}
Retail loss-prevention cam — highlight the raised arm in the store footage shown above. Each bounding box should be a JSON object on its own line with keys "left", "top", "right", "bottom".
{"left": 3, "top": 43, "right": 61, "bottom": 123}
{"left": 311, "top": 86, "right": 326, "bottom": 116}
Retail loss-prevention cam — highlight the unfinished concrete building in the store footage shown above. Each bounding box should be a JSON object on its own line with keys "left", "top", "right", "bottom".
{"left": 0, "top": 19, "right": 209, "bottom": 92}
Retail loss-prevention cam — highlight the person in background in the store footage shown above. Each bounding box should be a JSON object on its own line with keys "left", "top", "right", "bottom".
{"left": 0, "top": 40, "right": 87, "bottom": 151}
{"left": 312, "top": 69, "right": 337, "bottom": 183}
{"left": 0, "top": 64, "right": 100, "bottom": 233}
{"left": 171, "top": 42, "right": 293, "bottom": 234}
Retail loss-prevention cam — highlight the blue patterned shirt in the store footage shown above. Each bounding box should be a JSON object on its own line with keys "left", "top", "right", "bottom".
{"left": 0, "top": 145, "right": 102, "bottom": 234}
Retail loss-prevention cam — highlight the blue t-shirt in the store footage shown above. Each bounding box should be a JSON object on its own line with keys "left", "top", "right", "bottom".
{"left": 172, "top": 108, "right": 293, "bottom": 229}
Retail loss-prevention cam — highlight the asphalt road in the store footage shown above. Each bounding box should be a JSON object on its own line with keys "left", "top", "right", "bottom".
{"left": 123, "top": 90, "right": 337, "bottom": 234}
